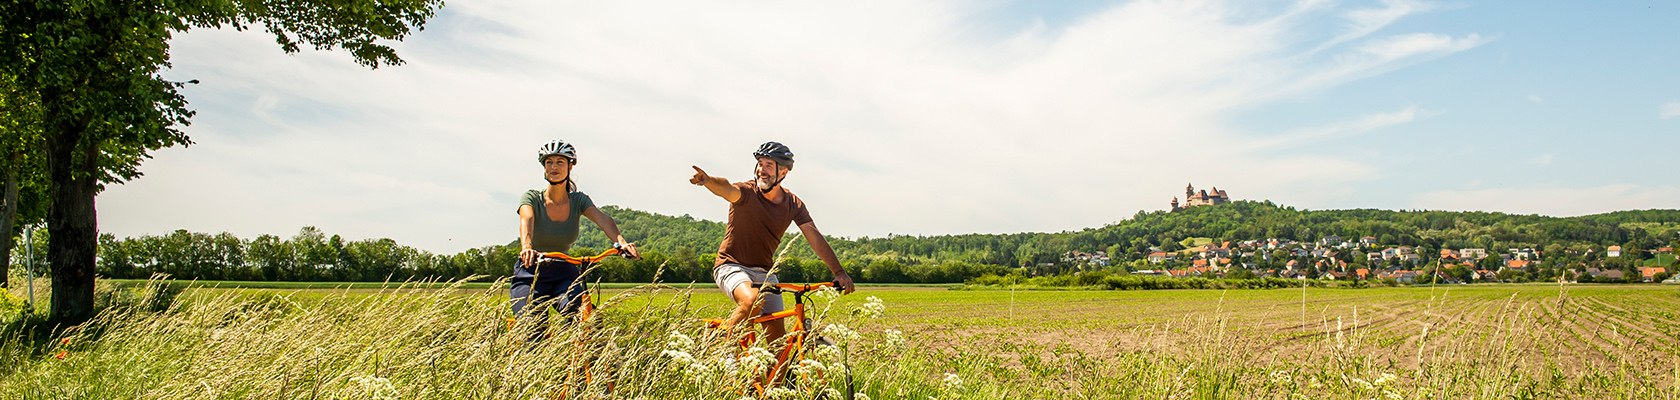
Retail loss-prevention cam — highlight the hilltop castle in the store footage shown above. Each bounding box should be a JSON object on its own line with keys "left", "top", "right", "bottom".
{"left": 1171, "top": 183, "right": 1229, "bottom": 211}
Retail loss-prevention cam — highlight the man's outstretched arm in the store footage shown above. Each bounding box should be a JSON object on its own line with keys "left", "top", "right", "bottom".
{"left": 690, "top": 165, "right": 741, "bottom": 203}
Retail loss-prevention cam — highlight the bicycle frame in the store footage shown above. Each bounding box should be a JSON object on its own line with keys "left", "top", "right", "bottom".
{"left": 513, "top": 244, "right": 633, "bottom": 400}
{"left": 706, "top": 281, "right": 841, "bottom": 390}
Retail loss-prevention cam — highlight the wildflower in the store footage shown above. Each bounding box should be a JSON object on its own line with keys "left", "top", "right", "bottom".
{"left": 765, "top": 387, "right": 796, "bottom": 399}
{"left": 662, "top": 349, "right": 698, "bottom": 366}
{"left": 853, "top": 393, "right": 871, "bottom": 400}
{"left": 60, "top": 338, "right": 71, "bottom": 346}
{"left": 1375, "top": 372, "right": 1397, "bottom": 385}
{"left": 55, "top": 350, "right": 67, "bottom": 360}
{"left": 942, "top": 372, "right": 962, "bottom": 388}
{"left": 739, "top": 347, "right": 776, "bottom": 373}
{"left": 665, "top": 330, "right": 695, "bottom": 350}
{"left": 853, "top": 296, "right": 885, "bottom": 318}
{"left": 348, "top": 375, "right": 396, "bottom": 400}
{"left": 812, "top": 343, "right": 842, "bottom": 360}
{"left": 791, "top": 359, "right": 826, "bottom": 377}
{"left": 1267, "top": 370, "right": 1290, "bottom": 386}
{"left": 823, "top": 324, "right": 861, "bottom": 342}
{"left": 882, "top": 329, "right": 905, "bottom": 348}
{"left": 821, "top": 388, "right": 842, "bottom": 399}
{"left": 813, "top": 286, "right": 840, "bottom": 302}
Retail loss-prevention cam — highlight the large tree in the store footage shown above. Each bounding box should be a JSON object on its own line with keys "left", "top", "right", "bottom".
{"left": 1, "top": 64, "right": 50, "bottom": 289}
{"left": 0, "top": 0, "right": 443, "bottom": 323}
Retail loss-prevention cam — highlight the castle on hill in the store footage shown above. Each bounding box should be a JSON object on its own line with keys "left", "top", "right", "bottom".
{"left": 1171, "top": 183, "right": 1229, "bottom": 211}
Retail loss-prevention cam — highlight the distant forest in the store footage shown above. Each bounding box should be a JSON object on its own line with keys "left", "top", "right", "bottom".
{"left": 19, "top": 201, "right": 1678, "bottom": 284}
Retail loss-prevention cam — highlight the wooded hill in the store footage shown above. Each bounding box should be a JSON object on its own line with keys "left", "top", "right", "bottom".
{"left": 42, "top": 201, "right": 1680, "bottom": 284}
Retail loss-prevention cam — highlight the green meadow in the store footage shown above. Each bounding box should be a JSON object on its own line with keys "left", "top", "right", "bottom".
{"left": 5, "top": 277, "right": 1679, "bottom": 399}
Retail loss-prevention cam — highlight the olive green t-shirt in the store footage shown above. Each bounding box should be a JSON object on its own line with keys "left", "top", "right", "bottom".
{"left": 519, "top": 189, "right": 595, "bottom": 252}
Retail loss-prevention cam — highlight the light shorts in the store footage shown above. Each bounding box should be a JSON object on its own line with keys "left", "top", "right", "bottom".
{"left": 712, "top": 263, "right": 784, "bottom": 315}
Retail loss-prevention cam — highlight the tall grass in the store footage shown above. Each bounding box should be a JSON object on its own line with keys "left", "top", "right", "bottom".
{"left": 4, "top": 274, "right": 1676, "bottom": 398}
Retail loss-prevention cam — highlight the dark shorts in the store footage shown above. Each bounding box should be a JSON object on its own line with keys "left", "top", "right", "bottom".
{"left": 510, "top": 259, "right": 589, "bottom": 323}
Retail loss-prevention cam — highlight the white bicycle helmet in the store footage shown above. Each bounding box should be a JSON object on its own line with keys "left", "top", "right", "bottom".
{"left": 538, "top": 140, "right": 577, "bottom": 165}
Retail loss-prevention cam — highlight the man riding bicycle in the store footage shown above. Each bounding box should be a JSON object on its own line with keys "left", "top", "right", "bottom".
{"left": 513, "top": 139, "right": 640, "bottom": 340}
{"left": 689, "top": 141, "right": 857, "bottom": 347}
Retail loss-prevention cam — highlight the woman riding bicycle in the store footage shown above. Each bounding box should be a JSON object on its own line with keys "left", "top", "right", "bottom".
{"left": 512, "top": 139, "right": 640, "bottom": 340}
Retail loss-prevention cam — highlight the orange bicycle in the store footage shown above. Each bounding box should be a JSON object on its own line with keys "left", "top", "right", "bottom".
{"left": 508, "top": 243, "right": 631, "bottom": 331}
{"left": 508, "top": 243, "right": 634, "bottom": 399}
{"left": 705, "top": 280, "right": 850, "bottom": 394}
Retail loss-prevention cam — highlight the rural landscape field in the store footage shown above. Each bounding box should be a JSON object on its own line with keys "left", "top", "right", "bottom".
{"left": 6, "top": 275, "right": 1678, "bottom": 399}
{"left": 7, "top": 1, "right": 1680, "bottom": 399}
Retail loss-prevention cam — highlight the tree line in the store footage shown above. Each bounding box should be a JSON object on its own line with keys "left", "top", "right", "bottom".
{"left": 12, "top": 202, "right": 1672, "bottom": 285}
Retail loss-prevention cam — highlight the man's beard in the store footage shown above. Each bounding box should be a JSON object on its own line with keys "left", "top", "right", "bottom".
{"left": 755, "top": 174, "right": 780, "bottom": 191}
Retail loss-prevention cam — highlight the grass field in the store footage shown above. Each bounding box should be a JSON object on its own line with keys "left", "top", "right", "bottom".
{"left": 5, "top": 278, "right": 1680, "bottom": 398}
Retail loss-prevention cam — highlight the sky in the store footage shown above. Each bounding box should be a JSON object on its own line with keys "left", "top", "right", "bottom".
{"left": 99, "top": 0, "right": 1680, "bottom": 253}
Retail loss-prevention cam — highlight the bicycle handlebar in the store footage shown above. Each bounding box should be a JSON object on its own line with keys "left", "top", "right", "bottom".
{"left": 537, "top": 242, "right": 637, "bottom": 265}
{"left": 757, "top": 280, "right": 841, "bottom": 295}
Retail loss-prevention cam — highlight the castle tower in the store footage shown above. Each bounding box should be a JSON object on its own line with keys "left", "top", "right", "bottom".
{"left": 1186, "top": 183, "right": 1194, "bottom": 199}
{"left": 1171, "top": 196, "right": 1179, "bottom": 211}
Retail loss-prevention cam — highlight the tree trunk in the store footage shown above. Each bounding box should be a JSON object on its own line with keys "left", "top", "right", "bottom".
{"left": 0, "top": 151, "right": 19, "bottom": 289}
{"left": 47, "top": 118, "right": 98, "bottom": 324}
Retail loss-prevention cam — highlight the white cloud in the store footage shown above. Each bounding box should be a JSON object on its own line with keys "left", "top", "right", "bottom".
{"left": 1316, "top": 0, "right": 1439, "bottom": 52}
{"left": 100, "top": 0, "right": 1484, "bottom": 252}
{"left": 1661, "top": 102, "right": 1680, "bottom": 119}
{"left": 1528, "top": 94, "right": 1543, "bottom": 104}
{"left": 1241, "top": 106, "right": 1431, "bottom": 152}
{"left": 1414, "top": 184, "right": 1680, "bottom": 217}
{"left": 1532, "top": 154, "right": 1553, "bottom": 166}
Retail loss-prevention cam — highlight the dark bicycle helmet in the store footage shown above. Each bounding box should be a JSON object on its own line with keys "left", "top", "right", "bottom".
{"left": 538, "top": 140, "right": 577, "bottom": 165}
{"left": 752, "top": 141, "right": 794, "bottom": 168}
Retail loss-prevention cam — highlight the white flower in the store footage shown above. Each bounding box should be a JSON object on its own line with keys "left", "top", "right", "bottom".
{"left": 813, "top": 286, "right": 840, "bottom": 302}
{"left": 666, "top": 330, "right": 695, "bottom": 350}
{"left": 348, "top": 375, "right": 396, "bottom": 400}
{"left": 765, "top": 387, "right": 797, "bottom": 399}
{"left": 821, "top": 388, "right": 842, "bottom": 399}
{"left": 941, "top": 372, "right": 962, "bottom": 388}
{"left": 812, "top": 343, "right": 841, "bottom": 360}
{"left": 852, "top": 393, "right": 870, "bottom": 400}
{"left": 739, "top": 346, "right": 777, "bottom": 373}
{"left": 882, "top": 329, "right": 905, "bottom": 348}
{"left": 662, "top": 349, "right": 697, "bottom": 366}
{"left": 824, "top": 324, "right": 861, "bottom": 342}
{"left": 1376, "top": 372, "right": 1397, "bottom": 385}
{"left": 854, "top": 296, "right": 885, "bottom": 318}
{"left": 791, "top": 359, "right": 826, "bottom": 377}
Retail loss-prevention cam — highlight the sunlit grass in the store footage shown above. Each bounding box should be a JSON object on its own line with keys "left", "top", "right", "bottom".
{"left": 4, "top": 275, "right": 1679, "bottom": 398}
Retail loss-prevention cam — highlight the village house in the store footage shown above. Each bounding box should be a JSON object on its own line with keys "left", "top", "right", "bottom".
{"left": 1504, "top": 259, "right": 1532, "bottom": 271}
{"left": 1459, "top": 248, "right": 1489, "bottom": 260}
{"left": 1359, "top": 236, "right": 1378, "bottom": 248}
{"left": 1319, "top": 236, "right": 1342, "bottom": 247}
{"left": 1397, "top": 246, "right": 1420, "bottom": 262}
{"left": 1607, "top": 245, "right": 1622, "bottom": 258}
{"left": 1640, "top": 267, "right": 1668, "bottom": 282}
{"left": 1585, "top": 268, "right": 1627, "bottom": 281}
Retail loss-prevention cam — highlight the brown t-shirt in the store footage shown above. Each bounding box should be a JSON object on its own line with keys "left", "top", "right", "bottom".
{"left": 715, "top": 182, "right": 813, "bottom": 270}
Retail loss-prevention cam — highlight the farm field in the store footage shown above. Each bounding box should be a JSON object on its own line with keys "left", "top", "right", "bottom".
{"left": 4, "top": 279, "right": 1679, "bottom": 399}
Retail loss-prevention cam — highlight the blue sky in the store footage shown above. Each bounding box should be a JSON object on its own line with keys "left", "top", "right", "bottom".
{"left": 100, "top": 0, "right": 1679, "bottom": 253}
